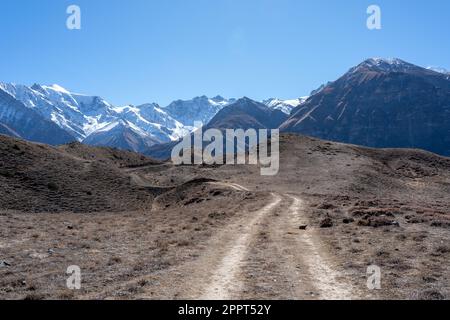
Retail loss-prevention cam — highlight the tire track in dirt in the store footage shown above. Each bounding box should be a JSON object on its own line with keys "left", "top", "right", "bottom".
{"left": 285, "top": 195, "right": 354, "bottom": 299}
{"left": 237, "top": 194, "right": 354, "bottom": 299}
{"left": 238, "top": 195, "right": 317, "bottom": 299}
{"left": 148, "top": 193, "right": 355, "bottom": 300}
{"left": 199, "top": 193, "right": 282, "bottom": 299}
{"left": 207, "top": 182, "right": 250, "bottom": 192}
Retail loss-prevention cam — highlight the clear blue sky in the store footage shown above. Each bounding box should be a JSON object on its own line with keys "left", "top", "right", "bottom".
{"left": 1, "top": 0, "right": 449, "bottom": 106}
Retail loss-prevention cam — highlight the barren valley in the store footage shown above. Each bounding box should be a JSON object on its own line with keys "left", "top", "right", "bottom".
{"left": 1, "top": 133, "right": 449, "bottom": 300}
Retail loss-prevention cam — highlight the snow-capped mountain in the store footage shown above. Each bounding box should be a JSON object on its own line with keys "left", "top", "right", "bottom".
{"left": 0, "top": 82, "right": 117, "bottom": 140}
{"left": 146, "top": 97, "right": 289, "bottom": 160}
{"left": 0, "top": 82, "right": 238, "bottom": 152}
{"left": 427, "top": 66, "right": 450, "bottom": 80}
{"left": 280, "top": 57, "right": 450, "bottom": 156}
{"left": 0, "top": 82, "right": 196, "bottom": 150}
{"left": 0, "top": 87, "right": 75, "bottom": 145}
{"left": 349, "top": 58, "right": 420, "bottom": 74}
{"left": 111, "top": 103, "right": 189, "bottom": 142}
{"left": 262, "top": 97, "right": 308, "bottom": 114}
{"left": 312, "top": 62, "right": 429, "bottom": 95}
{"left": 163, "top": 95, "right": 235, "bottom": 128}
{"left": 427, "top": 66, "right": 450, "bottom": 74}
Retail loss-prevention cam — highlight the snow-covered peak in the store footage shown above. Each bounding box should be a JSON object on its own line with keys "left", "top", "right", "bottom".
{"left": 367, "top": 57, "right": 405, "bottom": 65}
{"left": 262, "top": 97, "right": 308, "bottom": 114}
{"left": 111, "top": 105, "right": 133, "bottom": 114}
{"left": 427, "top": 66, "right": 450, "bottom": 75}
{"left": 164, "top": 95, "right": 234, "bottom": 127}
{"left": 351, "top": 57, "right": 417, "bottom": 73}
{"left": 46, "top": 84, "right": 71, "bottom": 94}
{"left": 263, "top": 97, "right": 308, "bottom": 108}
{"left": 1, "top": 81, "right": 207, "bottom": 148}
{"left": 0, "top": 82, "right": 118, "bottom": 140}
{"left": 1, "top": 82, "right": 240, "bottom": 152}
{"left": 111, "top": 102, "right": 189, "bottom": 142}
{"left": 209, "top": 95, "right": 235, "bottom": 106}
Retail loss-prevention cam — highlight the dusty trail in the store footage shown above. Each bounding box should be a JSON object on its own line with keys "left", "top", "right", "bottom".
{"left": 284, "top": 195, "right": 354, "bottom": 299}
{"left": 207, "top": 181, "right": 250, "bottom": 192}
{"left": 199, "top": 193, "right": 282, "bottom": 299}
{"left": 235, "top": 193, "right": 354, "bottom": 299}
{"left": 194, "top": 192, "right": 354, "bottom": 300}
{"left": 80, "top": 188, "right": 354, "bottom": 300}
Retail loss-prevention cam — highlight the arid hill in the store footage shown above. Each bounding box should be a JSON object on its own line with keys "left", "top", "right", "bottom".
{"left": 0, "top": 135, "right": 161, "bottom": 213}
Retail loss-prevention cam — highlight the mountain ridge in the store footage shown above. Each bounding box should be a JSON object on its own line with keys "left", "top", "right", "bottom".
{"left": 280, "top": 58, "right": 450, "bottom": 156}
{"left": 3, "top": 57, "right": 450, "bottom": 157}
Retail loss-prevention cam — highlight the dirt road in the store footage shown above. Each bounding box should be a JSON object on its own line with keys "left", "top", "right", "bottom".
{"left": 199, "top": 193, "right": 282, "bottom": 299}
{"left": 193, "top": 192, "right": 355, "bottom": 300}
{"left": 78, "top": 188, "right": 356, "bottom": 300}
{"left": 135, "top": 191, "right": 356, "bottom": 300}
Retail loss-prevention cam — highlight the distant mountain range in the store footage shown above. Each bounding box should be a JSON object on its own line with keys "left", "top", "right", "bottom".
{"left": 1, "top": 57, "right": 450, "bottom": 157}
{"left": 146, "top": 97, "right": 289, "bottom": 160}
{"left": 0, "top": 82, "right": 300, "bottom": 153}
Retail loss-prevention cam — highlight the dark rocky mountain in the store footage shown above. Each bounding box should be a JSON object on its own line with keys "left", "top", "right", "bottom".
{"left": 144, "top": 140, "right": 179, "bottom": 160}
{"left": 206, "top": 97, "right": 288, "bottom": 130}
{"left": 145, "top": 97, "right": 288, "bottom": 160}
{"left": 0, "top": 88, "right": 76, "bottom": 145}
{"left": 280, "top": 58, "right": 450, "bottom": 156}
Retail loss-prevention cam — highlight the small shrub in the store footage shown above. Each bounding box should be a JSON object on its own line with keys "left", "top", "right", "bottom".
{"left": 47, "top": 182, "right": 59, "bottom": 191}
{"left": 320, "top": 217, "right": 333, "bottom": 228}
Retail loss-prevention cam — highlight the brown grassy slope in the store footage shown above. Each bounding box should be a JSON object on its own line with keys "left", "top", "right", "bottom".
{"left": 233, "top": 134, "right": 450, "bottom": 205}
{"left": 0, "top": 135, "right": 161, "bottom": 213}
{"left": 58, "top": 142, "right": 160, "bottom": 168}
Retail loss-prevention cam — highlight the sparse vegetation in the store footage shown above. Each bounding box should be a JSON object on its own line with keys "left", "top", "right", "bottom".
{"left": 1, "top": 134, "right": 449, "bottom": 300}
